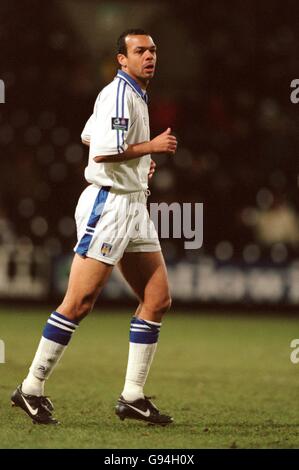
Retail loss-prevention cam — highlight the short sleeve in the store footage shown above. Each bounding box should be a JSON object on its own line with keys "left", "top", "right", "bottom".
{"left": 89, "top": 80, "right": 132, "bottom": 158}
{"left": 81, "top": 114, "right": 95, "bottom": 144}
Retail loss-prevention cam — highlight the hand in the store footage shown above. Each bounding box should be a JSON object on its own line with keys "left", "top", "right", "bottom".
{"left": 149, "top": 128, "right": 177, "bottom": 155}
{"left": 148, "top": 159, "right": 156, "bottom": 180}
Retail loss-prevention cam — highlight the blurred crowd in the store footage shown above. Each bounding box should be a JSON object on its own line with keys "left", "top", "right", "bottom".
{"left": 1, "top": 0, "right": 299, "bottom": 266}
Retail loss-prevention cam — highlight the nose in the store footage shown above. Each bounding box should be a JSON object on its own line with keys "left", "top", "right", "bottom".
{"left": 145, "top": 49, "right": 155, "bottom": 60}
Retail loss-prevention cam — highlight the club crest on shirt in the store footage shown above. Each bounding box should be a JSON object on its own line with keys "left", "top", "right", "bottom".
{"left": 112, "top": 117, "right": 129, "bottom": 131}
{"left": 101, "top": 242, "right": 113, "bottom": 256}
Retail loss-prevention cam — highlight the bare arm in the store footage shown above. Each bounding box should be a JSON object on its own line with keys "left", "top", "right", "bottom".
{"left": 84, "top": 136, "right": 157, "bottom": 179}
{"left": 94, "top": 141, "right": 152, "bottom": 163}
{"left": 93, "top": 128, "right": 177, "bottom": 163}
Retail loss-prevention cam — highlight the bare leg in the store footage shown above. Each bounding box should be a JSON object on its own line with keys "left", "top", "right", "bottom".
{"left": 118, "top": 251, "right": 171, "bottom": 323}
{"left": 117, "top": 251, "right": 171, "bottom": 402}
{"left": 57, "top": 254, "right": 113, "bottom": 322}
{"left": 21, "top": 254, "right": 113, "bottom": 396}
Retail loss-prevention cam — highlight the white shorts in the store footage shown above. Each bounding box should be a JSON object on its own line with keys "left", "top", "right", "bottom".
{"left": 73, "top": 184, "right": 161, "bottom": 265}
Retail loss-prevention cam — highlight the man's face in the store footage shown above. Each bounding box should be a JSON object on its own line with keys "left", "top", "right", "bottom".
{"left": 118, "top": 35, "right": 157, "bottom": 86}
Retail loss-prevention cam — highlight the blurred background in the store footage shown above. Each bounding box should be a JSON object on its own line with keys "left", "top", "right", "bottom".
{"left": 1, "top": 0, "right": 299, "bottom": 307}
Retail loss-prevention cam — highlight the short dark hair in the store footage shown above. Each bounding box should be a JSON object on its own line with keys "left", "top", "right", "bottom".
{"left": 117, "top": 29, "right": 149, "bottom": 56}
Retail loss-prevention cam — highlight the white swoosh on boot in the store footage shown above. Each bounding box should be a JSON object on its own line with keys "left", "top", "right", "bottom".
{"left": 22, "top": 396, "right": 38, "bottom": 416}
{"left": 126, "top": 404, "right": 150, "bottom": 417}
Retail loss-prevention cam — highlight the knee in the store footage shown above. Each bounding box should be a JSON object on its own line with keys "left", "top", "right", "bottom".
{"left": 162, "top": 295, "right": 172, "bottom": 315}
{"left": 151, "top": 294, "right": 172, "bottom": 317}
{"left": 58, "top": 294, "right": 95, "bottom": 323}
{"left": 74, "top": 299, "right": 93, "bottom": 322}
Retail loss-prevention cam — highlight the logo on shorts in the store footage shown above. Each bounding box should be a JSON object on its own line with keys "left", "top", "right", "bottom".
{"left": 111, "top": 117, "right": 129, "bottom": 131}
{"left": 101, "top": 242, "right": 113, "bottom": 256}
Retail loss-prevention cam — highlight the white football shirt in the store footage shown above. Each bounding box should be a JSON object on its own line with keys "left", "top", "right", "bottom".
{"left": 82, "top": 69, "right": 151, "bottom": 193}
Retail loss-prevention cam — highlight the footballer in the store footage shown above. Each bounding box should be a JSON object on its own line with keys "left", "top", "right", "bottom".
{"left": 11, "top": 29, "right": 177, "bottom": 426}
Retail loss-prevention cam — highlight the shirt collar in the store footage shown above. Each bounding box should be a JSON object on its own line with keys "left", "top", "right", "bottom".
{"left": 116, "top": 69, "right": 148, "bottom": 104}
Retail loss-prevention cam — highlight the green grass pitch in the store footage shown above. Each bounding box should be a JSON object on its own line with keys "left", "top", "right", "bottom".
{"left": 0, "top": 307, "right": 298, "bottom": 449}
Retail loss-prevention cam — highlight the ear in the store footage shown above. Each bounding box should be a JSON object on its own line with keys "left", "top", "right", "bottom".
{"left": 117, "top": 53, "right": 127, "bottom": 68}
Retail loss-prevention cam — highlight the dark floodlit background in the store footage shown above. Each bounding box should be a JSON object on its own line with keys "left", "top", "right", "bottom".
{"left": 1, "top": 0, "right": 299, "bottom": 307}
